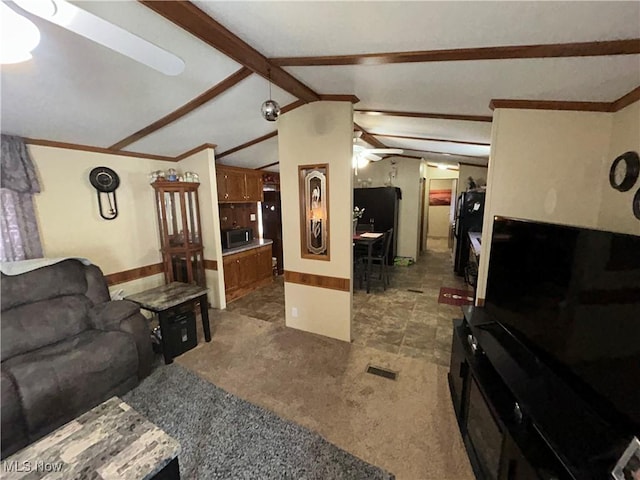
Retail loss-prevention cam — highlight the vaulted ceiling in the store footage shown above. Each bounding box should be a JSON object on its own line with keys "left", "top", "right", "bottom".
{"left": 2, "top": 1, "right": 639, "bottom": 172}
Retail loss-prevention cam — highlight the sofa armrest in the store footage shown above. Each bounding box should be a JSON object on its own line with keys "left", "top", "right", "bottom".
{"left": 90, "top": 301, "right": 153, "bottom": 379}
{"left": 90, "top": 300, "right": 140, "bottom": 331}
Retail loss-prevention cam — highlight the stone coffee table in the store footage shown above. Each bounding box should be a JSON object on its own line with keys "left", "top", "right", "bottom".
{"left": 2, "top": 397, "right": 180, "bottom": 479}
{"left": 125, "top": 282, "right": 211, "bottom": 364}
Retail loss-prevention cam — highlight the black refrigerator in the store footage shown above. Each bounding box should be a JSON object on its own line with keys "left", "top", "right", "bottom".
{"left": 353, "top": 187, "right": 401, "bottom": 265}
{"left": 453, "top": 190, "right": 485, "bottom": 276}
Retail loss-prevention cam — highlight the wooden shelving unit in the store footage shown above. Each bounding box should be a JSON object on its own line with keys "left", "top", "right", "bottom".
{"left": 152, "top": 181, "right": 205, "bottom": 287}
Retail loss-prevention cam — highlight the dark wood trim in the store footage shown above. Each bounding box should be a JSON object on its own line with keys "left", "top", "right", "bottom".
{"left": 402, "top": 148, "right": 489, "bottom": 160}
{"left": 375, "top": 133, "right": 490, "bottom": 147}
{"left": 354, "top": 123, "right": 388, "bottom": 149}
{"left": 105, "top": 263, "right": 164, "bottom": 286}
{"left": 284, "top": 270, "right": 350, "bottom": 292}
{"left": 141, "top": 1, "right": 320, "bottom": 102}
{"left": 611, "top": 86, "right": 640, "bottom": 112}
{"left": 355, "top": 109, "right": 493, "bottom": 123}
{"left": 204, "top": 259, "right": 218, "bottom": 271}
{"left": 489, "top": 99, "right": 612, "bottom": 112}
{"left": 24, "top": 138, "right": 177, "bottom": 162}
{"left": 459, "top": 161, "right": 489, "bottom": 168}
{"left": 272, "top": 39, "right": 640, "bottom": 66}
{"left": 216, "top": 131, "right": 278, "bottom": 159}
{"left": 318, "top": 94, "right": 360, "bottom": 104}
{"left": 256, "top": 161, "right": 279, "bottom": 170}
{"left": 110, "top": 67, "right": 251, "bottom": 150}
{"left": 281, "top": 99, "right": 307, "bottom": 114}
{"left": 175, "top": 143, "right": 217, "bottom": 161}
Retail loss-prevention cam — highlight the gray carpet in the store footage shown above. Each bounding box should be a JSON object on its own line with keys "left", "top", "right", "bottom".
{"left": 123, "top": 364, "right": 395, "bottom": 480}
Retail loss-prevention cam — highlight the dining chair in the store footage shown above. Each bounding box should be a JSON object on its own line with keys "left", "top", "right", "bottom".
{"left": 358, "top": 228, "right": 394, "bottom": 291}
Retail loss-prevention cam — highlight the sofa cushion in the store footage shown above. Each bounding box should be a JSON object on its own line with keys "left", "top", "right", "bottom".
{"left": 1, "top": 259, "right": 87, "bottom": 312}
{"left": 1, "top": 370, "right": 28, "bottom": 458}
{"left": 2, "top": 330, "right": 138, "bottom": 435}
{"left": 1, "top": 296, "right": 91, "bottom": 361}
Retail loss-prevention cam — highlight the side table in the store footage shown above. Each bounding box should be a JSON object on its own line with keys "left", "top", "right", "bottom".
{"left": 125, "top": 282, "right": 211, "bottom": 364}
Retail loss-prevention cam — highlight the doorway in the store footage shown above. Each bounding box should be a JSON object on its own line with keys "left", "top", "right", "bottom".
{"left": 427, "top": 178, "right": 457, "bottom": 250}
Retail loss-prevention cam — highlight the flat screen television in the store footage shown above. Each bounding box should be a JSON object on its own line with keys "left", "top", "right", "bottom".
{"left": 485, "top": 216, "right": 640, "bottom": 434}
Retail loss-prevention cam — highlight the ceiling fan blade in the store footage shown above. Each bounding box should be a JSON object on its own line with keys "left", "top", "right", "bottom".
{"left": 366, "top": 148, "right": 404, "bottom": 155}
{"left": 13, "top": 0, "right": 185, "bottom": 76}
{"left": 366, "top": 153, "right": 382, "bottom": 161}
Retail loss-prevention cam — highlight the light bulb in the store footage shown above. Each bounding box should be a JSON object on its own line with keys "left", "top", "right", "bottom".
{"left": 0, "top": 3, "right": 41, "bottom": 65}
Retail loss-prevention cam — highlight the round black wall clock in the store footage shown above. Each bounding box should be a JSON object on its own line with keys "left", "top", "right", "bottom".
{"left": 609, "top": 151, "right": 640, "bottom": 192}
{"left": 633, "top": 188, "right": 640, "bottom": 221}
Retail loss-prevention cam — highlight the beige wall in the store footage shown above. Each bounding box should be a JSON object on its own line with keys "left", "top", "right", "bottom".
{"left": 477, "top": 103, "right": 639, "bottom": 300}
{"left": 457, "top": 164, "right": 488, "bottom": 198}
{"left": 353, "top": 156, "right": 423, "bottom": 259}
{"left": 599, "top": 101, "right": 640, "bottom": 236}
{"left": 278, "top": 101, "right": 353, "bottom": 342}
{"left": 30, "top": 145, "right": 176, "bottom": 295}
{"left": 427, "top": 178, "right": 455, "bottom": 238}
{"left": 176, "top": 147, "right": 225, "bottom": 308}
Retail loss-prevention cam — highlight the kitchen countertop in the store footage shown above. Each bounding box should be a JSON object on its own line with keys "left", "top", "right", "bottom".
{"left": 468, "top": 232, "right": 482, "bottom": 257}
{"left": 222, "top": 238, "right": 273, "bottom": 256}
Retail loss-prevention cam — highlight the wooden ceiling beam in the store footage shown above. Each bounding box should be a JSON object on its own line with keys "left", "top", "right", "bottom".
{"left": 141, "top": 1, "right": 320, "bottom": 102}
{"left": 489, "top": 99, "right": 612, "bottom": 112}
{"left": 25, "top": 138, "right": 179, "bottom": 162}
{"left": 272, "top": 39, "right": 640, "bottom": 66}
{"left": 174, "top": 143, "right": 218, "bottom": 161}
{"left": 110, "top": 67, "right": 251, "bottom": 150}
{"left": 374, "top": 132, "right": 490, "bottom": 147}
{"left": 353, "top": 123, "right": 387, "bottom": 149}
{"left": 401, "top": 148, "right": 489, "bottom": 160}
{"left": 216, "top": 131, "right": 278, "bottom": 159}
{"left": 355, "top": 109, "right": 493, "bottom": 123}
{"left": 610, "top": 85, "right": 640, "bottom": 112}
{"left": 255, "top": 161, "right": 279, "bottom": 170}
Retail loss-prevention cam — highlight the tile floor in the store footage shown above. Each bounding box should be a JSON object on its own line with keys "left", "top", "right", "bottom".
{"left": 225, "top": 238, "right": 473, "bottom": 367}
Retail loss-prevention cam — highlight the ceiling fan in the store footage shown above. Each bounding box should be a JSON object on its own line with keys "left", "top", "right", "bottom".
{"left": 352, "top": 131, "right": 403, "bottom": 174}
{"left": 6, "top": 0, "right": 184, "bottom": 75}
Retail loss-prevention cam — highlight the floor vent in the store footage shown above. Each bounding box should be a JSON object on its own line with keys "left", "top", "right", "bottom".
{"left": 407, "top": 289, "right": 424, "bottom": 294}
{"left": 366, "top": 365, "right": 398, "bottom": 381}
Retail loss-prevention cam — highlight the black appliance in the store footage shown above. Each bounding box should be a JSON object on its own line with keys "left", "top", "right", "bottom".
{"left": 262, "top": 191, "right": 283, "bottom": 274}
{"left": 162, "top": 305, "right": 197, "bottom": 358}
{"left": 353, "top": 187, "right": 400, "bottom": 265}
{"left": 454, "top": 190, "right": 485, "bottom": 276}
{"left": 221, "top": 227, "right": 253, "bottom": 250}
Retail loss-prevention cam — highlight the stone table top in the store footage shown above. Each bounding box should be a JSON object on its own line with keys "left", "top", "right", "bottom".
{"left": 125, "top": 282, "right": 208, "bottom": 312}
{"left": 2, "top": 397, "right": 180, "bottom": 480}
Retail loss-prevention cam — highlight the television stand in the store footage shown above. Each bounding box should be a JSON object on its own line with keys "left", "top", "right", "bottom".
{"left": 448, "top": 306, "right": 633, "bottom": 480}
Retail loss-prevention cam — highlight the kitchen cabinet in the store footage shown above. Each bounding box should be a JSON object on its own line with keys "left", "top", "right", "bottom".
{"left": 217, "top": 165, "right": 263, "bottom": 203}
{"left": 223, "top": 244, "right": 273, "bottom": 302}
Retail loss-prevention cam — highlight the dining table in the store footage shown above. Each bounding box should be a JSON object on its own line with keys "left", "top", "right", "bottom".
{"left": 353, "top": 232, "right": 385, "bottom": 293}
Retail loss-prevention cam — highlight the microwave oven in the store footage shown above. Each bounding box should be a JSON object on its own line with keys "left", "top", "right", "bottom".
{"left": 221, "top": 227, "right": 253, "bottom": 249}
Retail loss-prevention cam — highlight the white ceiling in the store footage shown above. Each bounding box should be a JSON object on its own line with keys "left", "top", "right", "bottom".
{"left": 1, "top": 1, "right": 639, "bottom": 171}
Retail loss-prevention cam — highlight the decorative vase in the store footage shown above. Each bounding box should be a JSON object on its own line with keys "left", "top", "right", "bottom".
{"left": 353, "top": 218, "right": 358, "bottom": 235}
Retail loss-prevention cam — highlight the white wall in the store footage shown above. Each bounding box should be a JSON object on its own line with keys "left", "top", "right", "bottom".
{"left": 477, "top": 104, "right": 639, "bottom": 300}
{"left": 278, "top": 101, "right": 353, "bottom": 342}
{"left": 353, "top": 156, "right": 423, "bottom": 260}
{"left": 30, "top": 145, "right": 176, "bottom": 295}
{"left": 427, "top": 178, "right": 455, "bottom": 238}
{"left": 176, "top": 147, "right": 225, "bottom": 308}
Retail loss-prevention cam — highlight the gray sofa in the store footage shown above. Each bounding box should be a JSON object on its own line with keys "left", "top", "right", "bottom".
{"left": 1, "top": 259, "right": 153, "bottom": 458}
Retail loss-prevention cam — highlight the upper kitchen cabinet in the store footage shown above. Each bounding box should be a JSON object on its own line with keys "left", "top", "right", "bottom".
{"left": 216, "top": 165, "right": 263, "bottom": 203}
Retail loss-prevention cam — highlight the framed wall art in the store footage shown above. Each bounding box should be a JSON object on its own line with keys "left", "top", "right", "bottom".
{"left": 298, "top": 164, "right": 330, "bottom": 261}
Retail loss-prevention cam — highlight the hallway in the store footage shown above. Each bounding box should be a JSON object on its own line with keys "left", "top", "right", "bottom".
{"left": 225, "top": 238, "right": 472, "bottom": 366}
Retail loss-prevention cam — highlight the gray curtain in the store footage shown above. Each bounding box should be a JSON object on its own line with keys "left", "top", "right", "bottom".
{"left": 1, "top": 135, "right": 43, "bottom": 262}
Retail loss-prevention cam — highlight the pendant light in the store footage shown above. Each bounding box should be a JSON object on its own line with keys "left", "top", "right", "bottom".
{"left": 261, "top": 69, "right": 280, "bottom": 122}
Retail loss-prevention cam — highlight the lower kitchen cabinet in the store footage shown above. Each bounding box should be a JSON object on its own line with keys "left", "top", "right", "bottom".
{"left": 223, "top": 245, "right": 273, "bottom": 302}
